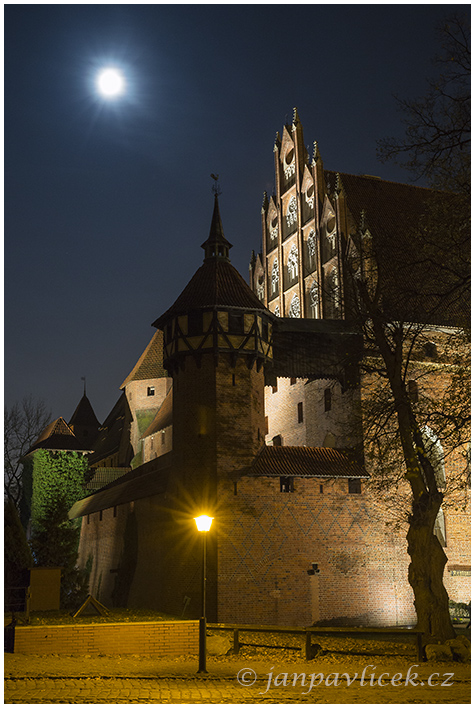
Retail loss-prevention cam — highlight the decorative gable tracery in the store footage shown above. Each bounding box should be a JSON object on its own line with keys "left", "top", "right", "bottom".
{"left": 310, "top": 280, "right": 319, "bottom": 318}
{"left": 286, "top": 196, "right": 298, "bottom": 229}
{"left": 271, "top": 259, "right": 280, "bottom": 296}
{"left": 289, "top": 293, "right": 300, "bottom": 318}
{"left": 287, "top": 244, "right": 299, "bottom": 281}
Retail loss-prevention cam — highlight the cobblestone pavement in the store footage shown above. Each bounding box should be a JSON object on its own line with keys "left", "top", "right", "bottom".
{"left": 5, "top": 652, "right": 471, "bottom": 704}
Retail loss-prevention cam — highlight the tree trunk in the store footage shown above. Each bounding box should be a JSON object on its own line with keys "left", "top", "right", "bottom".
{"left": 407, "top": 493, "right": 455, "bottom": 644}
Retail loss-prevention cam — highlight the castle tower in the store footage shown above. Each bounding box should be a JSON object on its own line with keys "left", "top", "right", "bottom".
{"left": 153, "top": 195, "right": 274, "bottom": 511}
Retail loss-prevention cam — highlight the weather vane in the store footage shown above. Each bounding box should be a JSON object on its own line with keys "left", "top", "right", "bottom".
{"left": 210, "top": 173, "right": 222, "bottom": 197}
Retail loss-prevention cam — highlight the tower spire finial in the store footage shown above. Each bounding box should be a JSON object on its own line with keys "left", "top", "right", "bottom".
{"left": 81, "top": 376, "right": 86, "bottom": 396}
{"left": 210, "top": 173, "right": 221, "bottom": 198}
{"left": 201, "top": 186, "right": 232, "bottom": 261}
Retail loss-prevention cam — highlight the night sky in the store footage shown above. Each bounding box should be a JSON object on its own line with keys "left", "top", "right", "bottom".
{"left": 5, "top": 4, "right": 469, "bottom": 424}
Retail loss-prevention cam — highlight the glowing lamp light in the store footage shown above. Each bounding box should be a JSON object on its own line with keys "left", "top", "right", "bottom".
{"left": 96, "top": 68, "right": 125, "bottom": 98}
{"left": 194, "top": 515, "right": 213, "bottom": 532}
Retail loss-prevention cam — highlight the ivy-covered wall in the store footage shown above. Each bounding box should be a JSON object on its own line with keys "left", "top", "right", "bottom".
{"left": 31, "top": 450, "right": 88, "bottom": 531}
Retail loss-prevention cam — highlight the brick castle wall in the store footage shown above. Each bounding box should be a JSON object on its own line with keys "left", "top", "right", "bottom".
{"left": 216, "top": 475, "right": 417, "bottom": 627}
{"left": 13, "top": 620, "right": 198, "bottom": 655}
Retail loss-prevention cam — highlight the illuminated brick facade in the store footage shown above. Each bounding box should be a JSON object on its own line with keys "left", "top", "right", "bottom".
{"left": 74, "top": 114, "right": 470, "bottom": 628}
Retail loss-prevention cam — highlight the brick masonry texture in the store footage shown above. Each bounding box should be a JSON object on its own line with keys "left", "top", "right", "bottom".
{"left": 13, "top": 620, "right": 199, "bottom": 655}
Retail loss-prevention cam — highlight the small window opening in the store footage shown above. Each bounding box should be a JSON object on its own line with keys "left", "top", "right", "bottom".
{"left": 423, "top": 341, "right": 438, "bottom": 359}
{"left": 113, "top": 506, "right": 118, "bottom": 518}
{"left": 232, "top": 373, "right": 236, "bottom": 386}
{"left": 99, "top": 510, "right": 103, "bottom": 521}
{"left": 188, "top": 311, "right": 202, "bottom": 336}
{"left": 147, "top": 386, "right": 155, "bottom": 396}
{"left": 280, "top": 476, "right": 294, "bottom": 492}
{"left": 324, "top": 388, "right": 332, "bottom": 412}
{"left": 348, "top": 478, "right": 362, "bottom": 494}
{"left": 297, "top": 401, "right": 304, "bottom": 423}
{"left": 319, "top": 484, "right": 324, "bottom": 494}
{"left": 272, "top": 435, "right": 283, "bottom": 446}
{"left": 228, "top": 312, "right": 244, "bottom": 334}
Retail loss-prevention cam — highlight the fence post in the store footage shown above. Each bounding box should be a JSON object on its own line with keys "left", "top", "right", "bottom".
{"left": 305, "top": 630, "right": 312, "bottom": 660}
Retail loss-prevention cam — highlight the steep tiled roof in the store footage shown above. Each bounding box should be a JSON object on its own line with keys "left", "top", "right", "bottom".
{"left": 25, "top": 417, "right": 90, "bottom": 455}
{"left": 141, "top": 386, "right": 173, "bottom": 438}
{"left": 267, "top": 318, "right": 362, "bottom": 385}
{"left": 121, "top": 330, "right": 167, "bottom": 387}
{"left": 88, "top": 393, "right": 133, "bottom": 467}
{"left": 244, "top": 446, "right": 368, "bottom": 479}
{"left": 153, "top": 258, "right": 268, "bottom": 329}
{"left": 326, "top": 171, "right": 468, "bottom": 327}
{"left": 326, "top": 171, "right": 435, "bottom": 240}
{"left": 69, "top": 394, "right": 101, "bottom": 428}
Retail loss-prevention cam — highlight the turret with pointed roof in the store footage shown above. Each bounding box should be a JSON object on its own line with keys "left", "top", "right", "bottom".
{"left": 150, "top": 198, "right": 275, "bottom": 621}
{"left": 153, "top": 194, "right": 273, "bottom": 374}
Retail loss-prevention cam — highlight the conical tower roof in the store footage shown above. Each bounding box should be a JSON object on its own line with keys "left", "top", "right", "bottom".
{"left": 69, "top": 394, "right": 101, "bottom": 429}
{"left": 153, "top": 196, "right": 269, "bottom": 329}
{"left": 200, "top": 193, "right": 233, "bottom": 261}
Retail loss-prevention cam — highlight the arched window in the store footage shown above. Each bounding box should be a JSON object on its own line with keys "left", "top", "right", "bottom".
{"left": 289, "top": 294, "right": 300, "bottom": 318}
{"left": 274, "top": 305, "right": 280, "bottom": 317}
{"left": 269, "top": 213, "right": 278, "bottom": 242}
{"left": 305, "top": 184, "right": 315, "bottom": 210}
{"left": 271, "top": 259, "right": 279, "bottom": 295}
{"left": 330, "top": 267, "right": 340, "bottom": 314}
{"left": 286, "top": 196, "right": 298, "bottom": 228}
{"left": 307, "top": 230, "right": 316, "bottom": 259}
{"left": 287, "top": 245, "right": 298, "bottom": 281}
{"left": 310, "top": 280, "right": 319, "bottom": 318}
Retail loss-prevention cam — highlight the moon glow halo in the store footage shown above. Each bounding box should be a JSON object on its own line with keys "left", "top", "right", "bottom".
{"left": 96, "top": 68, "right": 125, "bottom": 98}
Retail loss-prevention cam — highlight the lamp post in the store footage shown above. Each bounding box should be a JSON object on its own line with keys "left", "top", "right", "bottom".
{"left": 194, "top": 514, "right": 213, "bottom": 673}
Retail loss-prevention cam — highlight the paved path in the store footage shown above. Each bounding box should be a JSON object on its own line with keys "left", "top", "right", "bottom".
{"left": 5, "top": 653, "right": 471, "bottom": 704}
{"left": 5, "top": 673, "right": 471, "bottom": 704}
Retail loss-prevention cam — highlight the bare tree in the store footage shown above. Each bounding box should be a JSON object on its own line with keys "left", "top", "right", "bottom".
{"left": 378, "top": 14, "right": 470, "bottom": 194}
{"left": 4, "top": 396, "right": 51, "bottom": 510}
{"left": 339, "top": 15, "right": 471, "bottom": 643}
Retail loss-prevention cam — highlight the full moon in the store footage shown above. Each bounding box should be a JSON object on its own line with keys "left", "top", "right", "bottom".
{"left": 96, "top": 68, "right": 125, "bottom": 98}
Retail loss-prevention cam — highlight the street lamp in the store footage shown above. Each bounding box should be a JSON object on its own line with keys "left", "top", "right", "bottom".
{"left": 194, "top": 514, "right": 213, "bottom": 673}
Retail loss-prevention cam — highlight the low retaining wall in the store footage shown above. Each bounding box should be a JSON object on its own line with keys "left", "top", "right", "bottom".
{"left": 11, "top": 620, "right": 199, "bottom": 655}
